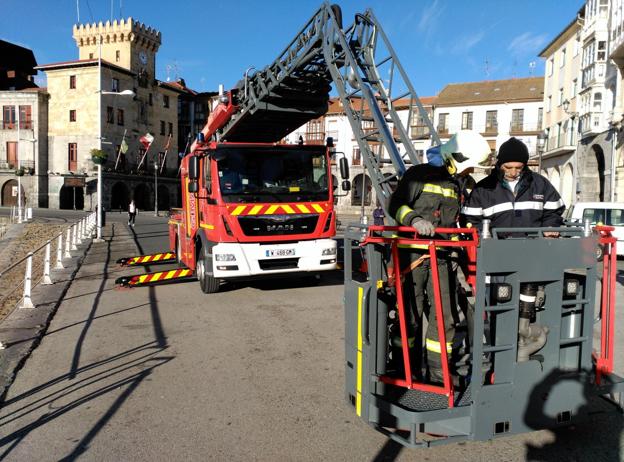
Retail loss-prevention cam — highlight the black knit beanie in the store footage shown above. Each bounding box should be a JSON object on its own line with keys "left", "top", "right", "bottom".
{"left": 497, "top": 137, "right": 529, "bottom": 165}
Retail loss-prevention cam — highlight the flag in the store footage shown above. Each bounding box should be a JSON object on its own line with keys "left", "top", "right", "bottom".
{"left": 115, "top": 129, "right": 128, "bottom": 171}
{"left": 139, "top": 132, "right": 154, "bottom": 150}
{"left": 120, "top": 136, "right": 129, "bottom": 154}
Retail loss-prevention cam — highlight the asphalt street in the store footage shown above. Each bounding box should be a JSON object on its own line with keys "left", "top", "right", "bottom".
{"left": 0, "top": 212, "right": 623, "bottom": 461}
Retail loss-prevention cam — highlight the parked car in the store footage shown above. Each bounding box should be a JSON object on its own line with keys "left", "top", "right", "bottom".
{"left": 565, "top": 201, "right": 624, "bottom": 256}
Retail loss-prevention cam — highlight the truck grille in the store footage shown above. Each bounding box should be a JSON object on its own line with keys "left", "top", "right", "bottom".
{"left": 259, "top": 257, "right": 300, "bottom": 270}
{"left": 237, "top": 214, "right": 319, "bottom": 236}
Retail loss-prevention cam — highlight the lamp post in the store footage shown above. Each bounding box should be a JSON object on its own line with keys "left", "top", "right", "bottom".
{"left": 154, "top": 161, "right": 158, "bottom": 216}
{"left": 562, "top": 98, "right": 580, "bottom": 200}
{"left": 95, "top": 33, "right": 134, "bottom": 241}
{"left": 16, "top": 105, "right": 22, "bottom": 223}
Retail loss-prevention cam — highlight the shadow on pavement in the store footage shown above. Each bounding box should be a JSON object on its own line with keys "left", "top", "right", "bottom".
{"left": 0, "top": 341, "right": 172, "bottom": 460}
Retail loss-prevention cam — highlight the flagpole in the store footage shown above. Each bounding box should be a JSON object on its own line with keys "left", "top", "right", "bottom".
{"left": 160, "top": 133, "right": 172, "bottom": 174}
{"left": 137, "top": 142, "right": 151, "bottom": 171}
{"left": 114, "top": 128, "right": 127, "bottom": 171}
{"left": 177, "top": 133, "right": 192, "bottom": 176}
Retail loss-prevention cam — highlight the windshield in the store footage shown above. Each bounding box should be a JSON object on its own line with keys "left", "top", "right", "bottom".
{"left": 580, "top": 207, "right": 624, "bottom": 226}
{"left": 217, "top": 147, "right": 329, "bottom": 203}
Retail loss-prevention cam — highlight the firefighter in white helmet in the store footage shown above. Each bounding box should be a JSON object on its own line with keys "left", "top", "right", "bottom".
{"left": 388, "top": 130, "right": 490, "bottom": 385}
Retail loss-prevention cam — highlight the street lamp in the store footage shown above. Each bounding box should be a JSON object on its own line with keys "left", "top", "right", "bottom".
{"left": 95, "top": 33, "right": 135, "bottom": 242}
{"left": 154, "top": 161, "right": 158, "bottom": 216}
{"left": 536, "top": 131, "right": 547, "bottom": 174}
{"left": 562, "top": 99, "right": 579, "bottom": 118}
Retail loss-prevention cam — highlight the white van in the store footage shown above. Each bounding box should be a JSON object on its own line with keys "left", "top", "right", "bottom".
{"left": 565, "top": 201, "right": 624, "bottom": 256}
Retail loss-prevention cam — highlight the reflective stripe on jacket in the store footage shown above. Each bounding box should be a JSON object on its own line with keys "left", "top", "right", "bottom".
{"left": 461, "top": 167, "right": 565, "bottom": 229}
{"left": 388, "top": 164, "right": 460, "bottom": 246}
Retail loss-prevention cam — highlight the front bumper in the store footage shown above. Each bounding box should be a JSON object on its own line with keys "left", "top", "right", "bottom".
{"left": 211, "top": 239, "right": 337, "bottom": 278}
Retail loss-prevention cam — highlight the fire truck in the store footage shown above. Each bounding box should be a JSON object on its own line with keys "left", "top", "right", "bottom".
{"left": 164, "top": 21, "right": 355, "bottom": 293}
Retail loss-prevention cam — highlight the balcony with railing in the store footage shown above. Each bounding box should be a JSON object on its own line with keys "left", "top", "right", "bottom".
{"left": 544, "top": 130, "right": 578, "bottom": 156}
{"left": 0, "top": 157, "right": 35, "bottom": 171}
{"left": 304, "top": 131, "right": 325, "bottom": 145}
{"left": 509, "top": 122, "right": 542, "bottom": 136}
{"left": 1, "top": 120, "right": 33, "bottom": 130}
{"left": 409, "top": 124, "right": 431, "bottom": 139}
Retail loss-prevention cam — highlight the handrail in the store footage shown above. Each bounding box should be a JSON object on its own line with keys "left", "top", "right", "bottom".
{"left": 0, "top": 212, "right": 96, "bottom": 349}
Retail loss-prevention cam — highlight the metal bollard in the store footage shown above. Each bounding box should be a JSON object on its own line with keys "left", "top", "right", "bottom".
{"left": 71, "top": 224, "right": 78, "bottom": 250}
{"left": 481, "top": 219, "right": 492, "bottom": 239}
{"left": 76, "top": 221, "right": 83, "bottom": 245}
{"left": 21, "top": 253, "right": 35, "bottom": 308}
{"left": 55, "top": 234, "right": 64, "bottom": 269}
{"left": 64, "top": 228, "right": 72, "bottom": 259}
{"left": 42, "top": 241, "right": 53, "bottom": 285}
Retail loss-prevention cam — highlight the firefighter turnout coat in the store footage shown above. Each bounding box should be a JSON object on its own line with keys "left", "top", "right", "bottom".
{"left": 388, "top": 164, "right": 460, "bottom": 232}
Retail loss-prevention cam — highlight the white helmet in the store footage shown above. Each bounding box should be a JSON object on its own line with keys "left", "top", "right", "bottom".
{"left": 440, "top": 130, "right": 491, "bottom": 175}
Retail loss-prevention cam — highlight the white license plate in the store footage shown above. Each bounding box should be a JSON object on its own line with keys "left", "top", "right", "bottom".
{"left": 265, "top": 248, "right": 295, "bottom": 257}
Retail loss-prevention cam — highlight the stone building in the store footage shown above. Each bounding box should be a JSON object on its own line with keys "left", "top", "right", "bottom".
{"left": 0, "top": 40, "right": 48, "bottom": 210}
{"left": 0, "top": 89, "right": 49, "bottom": 208}
{"left": 36, "top": 18, "right": 181, "bottom": 211}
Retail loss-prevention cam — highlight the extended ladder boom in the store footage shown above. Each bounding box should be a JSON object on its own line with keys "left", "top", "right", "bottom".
{"left": 197, "top": 3, "right": 439, "bottom": 221}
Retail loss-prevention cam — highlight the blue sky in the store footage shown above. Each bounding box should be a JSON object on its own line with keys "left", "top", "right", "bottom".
{"left": 3, "top": 0, "right": 584, "bottom": 97}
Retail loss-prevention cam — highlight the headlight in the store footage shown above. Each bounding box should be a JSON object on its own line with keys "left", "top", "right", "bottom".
{"left": 564, "top": 279, "right": 579, "bottom": 297}
{"left": 494, "top": 283, "right": 512, "bottom": 303}
{"left": 322, "top": 247, "right": 337, "bottom": 256}
{"left": 215, "top": 253, "right": 236, "bottom": 261}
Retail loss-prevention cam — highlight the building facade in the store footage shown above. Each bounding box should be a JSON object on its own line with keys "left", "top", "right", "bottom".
{"left": 0, "top": 89, "right": 49, "bottom": 208}
{"left": 539, "top": 14, "right": 582, "bottom": 207}
{"left": 37, "top": 18, "right": 181, "bottom": 211}
{"left": 433, "top": 77, "right": 545, "bottom": 160}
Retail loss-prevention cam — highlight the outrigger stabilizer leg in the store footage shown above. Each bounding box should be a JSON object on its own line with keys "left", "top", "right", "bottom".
{"left": 116, "top": 251, "right": 177, "bottom": 266}
{"left": 115, "top": 268, "right": 194, "bottom": 288}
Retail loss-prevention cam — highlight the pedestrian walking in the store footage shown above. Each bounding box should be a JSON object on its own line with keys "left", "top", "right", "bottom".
{"left": 128, "top": 200, "right": 137, "bottom": 227}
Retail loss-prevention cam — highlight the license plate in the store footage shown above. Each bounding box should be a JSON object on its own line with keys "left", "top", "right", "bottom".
{"left": 265, "top": 248, "right": 295, "bottom": 257}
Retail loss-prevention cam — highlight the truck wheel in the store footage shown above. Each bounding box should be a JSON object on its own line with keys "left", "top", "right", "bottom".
{"left": 197, "top": 247, "right": 220, "bottom": 294}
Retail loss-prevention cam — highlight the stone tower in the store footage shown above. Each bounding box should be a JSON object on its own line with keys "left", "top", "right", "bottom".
{"left": 72, "top": 18, "right": 161, "bottom": 83}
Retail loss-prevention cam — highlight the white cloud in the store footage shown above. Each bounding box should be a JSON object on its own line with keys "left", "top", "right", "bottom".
{"left": 451, "top": 31, "right": 485, "bottom": 54}
{"left": 507, "top": 32, "right": 549, "bottom": 57}
{"left": 417, "top": 0, "right": 444, "bottom": 36}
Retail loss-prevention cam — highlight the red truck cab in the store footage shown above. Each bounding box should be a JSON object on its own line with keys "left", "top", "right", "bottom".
{"left": 169, "top": 141, "right": 345, "bottom": 293}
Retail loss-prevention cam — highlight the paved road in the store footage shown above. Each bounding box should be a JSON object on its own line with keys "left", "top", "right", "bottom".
{"left": 0, "top": 213, "right": 623, "bottom": 461}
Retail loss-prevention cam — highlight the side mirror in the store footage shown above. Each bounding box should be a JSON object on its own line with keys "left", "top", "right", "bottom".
{"left": 339, "top": 157, "right": 349, "bottom": 179}
{"left": 188, "top": 181, "right": 199, "bottom": 193}
{"left": 188, "top": 156, "right": 200, "bottom": 180}
{"left": 342, "top": 180, "right": 351, "bottom": 191}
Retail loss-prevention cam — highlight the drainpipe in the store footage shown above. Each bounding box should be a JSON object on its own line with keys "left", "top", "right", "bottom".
{"left": 611, "top": 126, "right": 617, "bottom": 202}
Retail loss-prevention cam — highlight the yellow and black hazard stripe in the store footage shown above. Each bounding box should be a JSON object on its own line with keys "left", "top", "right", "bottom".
{"left": 115, "top": 268, "right": 193, "bottom": 287}
{"left": 116, "top": 252, "right": 177, "bottom": 266}
{"left": 227, "top": 202, "right": 328, "bottom": 216}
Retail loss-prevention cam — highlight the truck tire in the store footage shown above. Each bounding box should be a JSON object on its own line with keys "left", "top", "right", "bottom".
{"left": 196, "top": 246, "right": 220, "bottom": 294}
